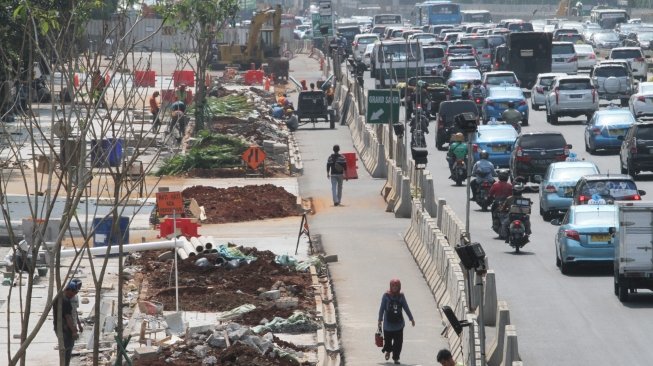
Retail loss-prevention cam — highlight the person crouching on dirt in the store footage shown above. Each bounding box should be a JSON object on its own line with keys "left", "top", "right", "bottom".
{"left": 285, "top": 109, "right": 299, "bottom": 131}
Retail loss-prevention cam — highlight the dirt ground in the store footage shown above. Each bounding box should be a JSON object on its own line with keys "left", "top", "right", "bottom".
{"left": 181, "top": 184, "right": 304, "bottom": 224}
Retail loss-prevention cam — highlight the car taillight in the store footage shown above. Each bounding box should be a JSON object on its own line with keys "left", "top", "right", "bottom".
{"left": 448, "top": 80, "right": 456, "bottom": 87}
{"left": 579, "top": 195, "right": 588, "bottom": 203}
{"left": 622, "top": 194, "right": 642, "bottom": 200}
{"left": 472, "top": 143, "right": 479, "bottom": 152}
{"left": 475, "top": 98, "right": 482, "bottom": 103}
{"left": 438, "top": 116, "right": 444, "bottom": 128}
{"left": 565, "top": 230, "right": 580, "bottom": 241}
{"left": 495, "top": 62, "right": 499, "bottom": 68}
{"left": 519, "top": 100, "right": 526, "bottom": 106}
{"left": 536, "top": 86, "right": 544, "bottom": 94}
{"left": 635, "top": 57, "right": 645, "bottom": 62}
{"left": 545, "top": 185, "right": 557, "bottom": 193}
{"left": 592, "top": 127, "right": 601, "bottom": 135}
{"left": 638, "top": 96, "right": 646, "bottom": 102}
{"left": 483, "top": 54, "right": 491, "bottom": 58}
{"left": 567, "top": 56, "right": 577, "bottom": 63}
{"left": 555, "top": 87, "right": 560, "bottom": 104}
{"left": 589, "top": 53, "right": 596, "bottom": 59}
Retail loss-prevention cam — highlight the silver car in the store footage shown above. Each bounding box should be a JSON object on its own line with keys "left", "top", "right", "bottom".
{"left": 545, "top": 75, "right": 599, "bottom": 124}
{"left": 629, "top": 82, "right": 653, "bottom": 117}
{"left": 551, "top": 42, "right": 578, "bottom": 74}
{"left": 609, "top": 47, "right": 648, "bottom": 81}
{"left": 531, "top": 73, "right": 566, "bottom": 110}
{"left": 573, "top": 44, "right": 597, "bottom": 71}
{"left": 352, "top": 34, "right": 379, "bottom": 61}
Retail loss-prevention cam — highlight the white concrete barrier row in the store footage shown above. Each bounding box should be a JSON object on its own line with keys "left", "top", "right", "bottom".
{"left": 311, "top": 266, "right": 342, "bottom": 366}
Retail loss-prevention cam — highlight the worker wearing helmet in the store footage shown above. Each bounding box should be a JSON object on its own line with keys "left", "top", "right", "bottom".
{"left": 447, "top": 132, "right": 467, "bottom": 174}
{"left": 470, "top": 150, "right": 496, "bottom": 201}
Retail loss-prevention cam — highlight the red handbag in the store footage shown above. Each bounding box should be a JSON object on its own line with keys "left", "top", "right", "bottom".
{"left": 375, "top": 327, "right": 384, "bottom": 348}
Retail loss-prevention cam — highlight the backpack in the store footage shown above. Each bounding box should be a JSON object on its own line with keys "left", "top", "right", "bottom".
{"left": 386, "top": 294, "right": 403, "bottom": 323}
{"left": 331, "top": 154, "right": 345, "bottom": 174}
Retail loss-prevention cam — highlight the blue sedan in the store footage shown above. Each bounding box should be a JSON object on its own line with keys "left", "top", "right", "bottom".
{"left": 538, "top": 161, "right": 601, "bottom": 221}
{"left": 470, "top": 124, "right": 518, "bottom": 168}
{"left": 481, "top": 86, "right": 529, "bottom": 124}
{"left": 584, "top": 108, "right": 636, "bottom": 154}
{"left": 553, "top": 204, "right": 618, "bottom": 274}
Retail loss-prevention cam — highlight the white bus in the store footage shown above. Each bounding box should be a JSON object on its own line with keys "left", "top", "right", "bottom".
{"left": 372, "top": 14, "right": 403, "bottom": 28}
{"left": 590, "top": 8, "right": 629, "bottom": 29}
{"left": 461, "top": 10, "right": 491, "bottom": 24}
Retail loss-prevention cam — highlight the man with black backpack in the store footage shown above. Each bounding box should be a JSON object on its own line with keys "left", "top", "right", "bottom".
{"left": 327, "top": 144, "right": 347, "bottom": 206}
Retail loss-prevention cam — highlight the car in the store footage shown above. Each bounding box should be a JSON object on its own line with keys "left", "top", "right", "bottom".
{"left": 572, "top": 174, "right": 644, "bottom": 205}
{"left": 362, "top": 43, "right": 375, "bottom": 68}
{"left": 410, "top": 33, "right": 438, "bottom": 45}
{"left": 435, "top": 100, "right": 479, "bottom": 150}
{"left": 481, "top": 85, "right": 529, "bottom": 125}
{"left": 573, "top": 44, "right": 597, "bottom": 70}
{"left": 482, "top": 71, "right": 519, "bottom": 88}
{"left": 553, "top": 28, "right": 580, "bottom": 39}
{"left": 447, "top": 67, "right": 482, "bottom": 99}
{"left": 555, "top": 33, "right": 585, "bottom": 44}
{"left": 589, "top": 63, "right": 634, "bottom": 106}
{"left": 622, "top": 31, "right": 653, "bottom": 56}
{"left": 584, "top": 108, "right": 636, "bottom": 154}
{"left": 509, "top": 131, "right": 571, "bottom": 183}
{"left": 295, "top": 90, "right": 335, "bottom": 129}
{"left": 401, "top": 76, "right": 449, "bottom": 115}
{"left": 459, "top": 36, "right": 492, "bottom": 71}
{"left": 531, "top": 73, "right": 566, "bottom": 111}
{"left": 545, "top": 75, "right": 599, "bottom": 124}
{"left": 486, "top": 35, "right": 506, "bottom": 50}
{"left": 444, "top": 56, "right": 480, "bottom": 77}
{"left": 470, "top": 124, "right": 518, "bottom": 168}
{"left": 422, "top": 45, "right": 446, "bottom": 75}
{"left": 589, "top": 31, "right": 622, "bottom": 49}
{"left": 608, "top": 47, "right": 648, "bottom": 81}
{"left": 352, "top": 34, "right": 379, "bottom": 61}
{"left": 551, "top": 41, "right": 578, "bottom": 74}
{"left": 539, "top": 161, "right": 601, "bottom": 220}
{"left": 443, "top": 32, "right": 465, "bottom": 44}
{"left": 553, "top": 204, "right": 618, "bottom": 274}
{"left": 628, "top": 82, "right": 653, "bottom": 117}
{"left": 444, "top": 44, "right": 477, "bottom": 59}
{"left": 582, "top": 23, "right": 602, "bottom": 41}
{"left": 492, "top": 45, "right": 508, "bottom": 71}
{"left": 618, "top": 121, "right": 653, "bottom": 178}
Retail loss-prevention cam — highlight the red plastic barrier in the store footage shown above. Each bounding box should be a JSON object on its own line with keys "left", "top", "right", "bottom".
{"left": 173, "top": 70, "right": 195, "bottom": 87}
{"left": 343, "top": 152, "right": 358, "bottom": 179}
{"left": 74, "top": 74, "right": 79, "bottom": 88}
{"left": 158, "top": 218, "right": 200, "bottom": 238}
{"left": 161, "top": 89, "right": 176, "bottom": 103}
{"left": 244, "top": 70, "right": 264, "bottom": 85}
{"left": 134, "top": 70, "right": 156, "bottom": 87}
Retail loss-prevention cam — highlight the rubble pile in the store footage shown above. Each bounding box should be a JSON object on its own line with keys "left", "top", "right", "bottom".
{"left": 182, "top": 184, "right": 303, "bottom": 224}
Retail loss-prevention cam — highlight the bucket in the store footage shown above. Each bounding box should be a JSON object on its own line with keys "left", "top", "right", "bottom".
{"left": 92, "top": 216, "right": 130, "bottom": 249}
{"left": 90, "top": 138, "right": 123, "bottom": 168}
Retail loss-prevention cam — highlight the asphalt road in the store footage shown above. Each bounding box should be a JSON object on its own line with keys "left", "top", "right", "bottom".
{"left": 362, "top": 69, "right": 653, "bottom": 366}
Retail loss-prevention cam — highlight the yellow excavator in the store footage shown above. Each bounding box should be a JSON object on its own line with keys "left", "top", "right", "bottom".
{"left": 213, "top": 5, "right": 288, "bottom": 79}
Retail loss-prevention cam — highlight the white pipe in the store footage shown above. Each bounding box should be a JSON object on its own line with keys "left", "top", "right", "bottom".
{"left": 199, "top": 236, "right": 214, "bottom": 250}
{"left": 176, "top": 247, "right": 189, "bottom": 260}
{"left": 190, "top": 237, "right": 203, "bottom": 253}
{"left": 182, "top": 240, "right": 197, "bottom": 257}
{"left": 59, "top": 239, "right": 189, "bottom": 258}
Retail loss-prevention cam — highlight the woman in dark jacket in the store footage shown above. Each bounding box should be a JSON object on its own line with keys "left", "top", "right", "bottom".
{"left": 377, "top": 279, "right": 415, "bottom": 364}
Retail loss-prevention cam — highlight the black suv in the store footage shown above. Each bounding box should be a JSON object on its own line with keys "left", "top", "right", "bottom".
{"left": 509, "top": 132, "right": 571, "bottom": 182}
{"left": 296, "top": 91, "right": 335, "bottom": 129}
{"left": 435, "top": 100, "right": 478, "bottom": 150}
{"left": 619, "top": 121, "right": 653, "bottom": 178}
{"left": 572, "top": 174, "right": 645, "bottom": 204}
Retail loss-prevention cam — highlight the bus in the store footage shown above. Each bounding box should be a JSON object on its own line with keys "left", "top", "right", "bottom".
{"left": 372, "top": 14, "right": 403, "bottom": 28}
{"left": 415, "top": 1, "right": 462, "bottom": 26}
{"left": 461, "top": 10, "right": 491, "bottom": 24}
{"left": 590, "top": 8, "right": 629, "bottom": 29}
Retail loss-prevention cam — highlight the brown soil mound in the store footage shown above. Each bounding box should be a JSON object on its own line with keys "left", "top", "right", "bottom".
{"left": 181, "top": 184, "right": 303, "bottom": 224}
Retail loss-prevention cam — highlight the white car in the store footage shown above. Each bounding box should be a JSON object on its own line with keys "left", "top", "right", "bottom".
{"left": 362, "top": 43, "right": 375, "bottom": 68}
{"left": 545, "top": 75, "right": 599, "bottom": 124}
{"left": 551, "top": 42, "right": 578, "bottom": 74}
{"left": 352, "top": 34, "right": 379, "bottom": 61}
{"left": 609, "top": 47, "right": 649, "bottom": 81}
{"left": 573, "top": 44, "right": 597, "bottom": 71}
{"left": 531, "top": 73, "right": 566, "bottom": 110}
{"left": 629, "top": 82, "right": 653, "bottom": 117}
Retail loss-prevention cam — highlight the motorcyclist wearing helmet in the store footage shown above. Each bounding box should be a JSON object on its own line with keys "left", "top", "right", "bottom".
{"left": 501, "top": 101, "right": 523, "bottom": 133}
{"left": 471, "top": 79, "right": 486, "bottom": 99}
{"left": 499, "top": 182, "right": 532, "bottom": 239}
{"left": 470, "top": 150, "right": 496, "bottom": 201}
{"left": 407, "top": 80, "right": 431, "bottom": 120}
{"left": 489, "top": 170, "right": 513, "bottom": 203}
{"left": 447, "top": 132, "right": 467, "bottom": 174}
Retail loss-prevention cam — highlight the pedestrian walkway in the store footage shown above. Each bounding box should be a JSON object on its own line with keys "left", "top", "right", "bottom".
{"left": 292, "top": 54, "right": 448, "bottom": 365}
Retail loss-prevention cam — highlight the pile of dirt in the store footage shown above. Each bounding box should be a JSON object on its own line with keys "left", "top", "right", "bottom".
{"left": 182, "top": 184, "right": 303, "bottom": 224}
{"left": 134, "top": 247, "right": 314, "bottom": 324}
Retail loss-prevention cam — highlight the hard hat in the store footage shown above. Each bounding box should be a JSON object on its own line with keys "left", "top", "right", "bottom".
{"left": 480, "top": 150, "right": 489, "bottom": 159}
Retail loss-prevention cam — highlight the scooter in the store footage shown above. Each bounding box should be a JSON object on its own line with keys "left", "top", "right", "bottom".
{"left": 501, "top": 197, "right": 532, "bottom": 252}
{"left": 450, "top": 159, "right": 467, "bottom": 186}
{"left": 474, "top": 179, "right": 494, "bottom": 211}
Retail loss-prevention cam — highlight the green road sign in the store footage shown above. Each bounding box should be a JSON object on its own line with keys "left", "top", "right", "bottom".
{"left": 366, "top": 90, "right": 400, "bottom": 124}
{"left": 311, "top": 13, "right": 333, "bottom": 38}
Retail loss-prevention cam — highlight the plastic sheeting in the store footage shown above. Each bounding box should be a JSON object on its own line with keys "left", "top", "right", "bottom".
{"left": 215, "top": 304, "right": 256, "bottom": 321}
{"left": 251, "top": 311, "right": 319, "bottom": 334}
{"left": 217, "top": 245, "right": 257, "bottom": 263}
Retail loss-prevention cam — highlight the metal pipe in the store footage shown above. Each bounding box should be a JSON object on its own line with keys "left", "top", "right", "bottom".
{"left": 58, "top": 238, "right": 188, "bottom": 258}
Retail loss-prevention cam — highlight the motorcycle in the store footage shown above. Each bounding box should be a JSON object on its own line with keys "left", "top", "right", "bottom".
{"left": 491, "top": 198, "right": 506, "bottom": 234}
{"left": 410, "top": 107, "right": 429, "bottom": 148}
{"left": 500, "top": 197, "right": 532, "bottom": 252}
{"left": 450, "top": 159, "right": 467, "bottom": 186}
{"left": 474, "top": 179, "right": 494, "bottom": 211}
{"left": 472, "top": 89, "right": 484, "bottom": 114}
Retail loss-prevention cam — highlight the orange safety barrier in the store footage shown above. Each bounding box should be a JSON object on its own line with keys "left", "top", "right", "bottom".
{"left": 343, "top": 152, "right": 359, "bottom": 179}
{"left": 73, "top": 74, "right": 79, "bottom": 88}
{"left": 172, "top": 70, "right": 195, "bottom": 87}
{"left": 161, "top": 89, "right": 176, "bottom": 103}
{"left": 134, "top": 70, "right": 156, "bottom": 87}
{"left": 264, "top": 77, "right": 270, "bottom": 91}
{"left": 158, "top": 218, "right": 200, "bottom": 238}
{"left": 244, "top": 70, "right": 264, "bottom": 85}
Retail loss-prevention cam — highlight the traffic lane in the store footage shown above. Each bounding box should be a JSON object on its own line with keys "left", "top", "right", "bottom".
{"left": 424, "top": 105, "right": 653, "bottom": 365}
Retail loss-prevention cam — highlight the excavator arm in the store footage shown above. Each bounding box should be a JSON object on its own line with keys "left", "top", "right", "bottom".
{"left": 245, "top": 5, "right": 282, "bottom": 61}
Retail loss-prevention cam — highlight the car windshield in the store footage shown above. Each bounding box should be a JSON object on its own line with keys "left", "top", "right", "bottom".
{"left": 559, "top": 34, "right": 582, "bottom": 42}
{"left": 477, "top": 128, "right": 518, "bottom": 141}
{"left": 487, "top": 36, "right": 506, "bottom": 48}
{"left": 558, "top": 79, "right": 592, "bottom": 90}
{"left": 452, "top": 70, "right": 482, "bottom": 80}
{"left": 358, "top": 37, "right": 377, "bottom": 44}
{"left": 461, "top": 38, "right": 488, "bottom": 49}
{"left": 595, "top": 66, "right": 628, "bottom": 77}
{"left": 520, "top": 134, "right": 566, "bottom": 149}
{"left": 573, "top": 210, "right": 616, "bottom": 226}
{"left": 423, "top": 47, "right": 445, "bottom": 59}
{"left": 596, "top": 113, "right": 635, "bottom": 125}
{"left": 611, "top": 49, "right": 642, "bottom": 59}
{"left": 594, "top": 32, "right": 619, "bottom": 42}
{"left": 449, "top": 47, "right": 473, "bottom": 54}
{"left": 574, "top": 45, "right": 593, "bottom": 53}
{"left": 582, "top": 180, "right": 638, "bottom": 198}
{"left": 380, "top": 43, "right": 421, "bottom": 61}
{"left": 551, "top": 166, "right": 598, "bottom": 181}
{"left": 539, "top": 77, "right": 557, "bottom": 87}
{"left": 487, "top": 75, "right": 517, "bottom": 84}
{"left": 552, "top": 44, "right": 575, "bottom": 54}
{"left": 450, "top": 58, "right": 476, "bottom": 66}
{"left": 639, "top": 32, "right": 653, "bottom": 41}
{"left": 489, "top": 89, "right": 523, "bottom": 99}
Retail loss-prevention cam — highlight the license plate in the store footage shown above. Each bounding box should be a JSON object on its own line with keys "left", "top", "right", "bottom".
{"left": 555, "top": 58, "right": 565, "bottom": 62}
{"left": 492, "top": 146, "right": 506, "bottom": 152}
{"left": 533, "top": 159, "right": 551, "bottom": 165}
{"left": 569, "top": 94, "right": 583, "bottom": 98}
{"left": 609, "top": 129, "right": 625, "bottom": 136}
{"left": 591, "top": 234, "right": 611, "bottom": 242}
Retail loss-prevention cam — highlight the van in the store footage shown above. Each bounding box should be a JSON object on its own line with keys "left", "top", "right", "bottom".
{"left": 422, "top": 45, "right": 446, "bottom": 74}
{"left": 460, "top": 36, "right": 491, "bottom": 71}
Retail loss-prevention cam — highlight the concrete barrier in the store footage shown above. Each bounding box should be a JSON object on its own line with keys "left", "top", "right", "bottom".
{"left": 393, "top": 177, "right": 412, "bottom": 218}
{"left": 488, "top": 301, "right": 511, "bottom": 366}
{"left": 484, "top": 270, "right": 497, "bottom": 326}
{"left": 500, "top": 325, "right": 520, "bottom": 366}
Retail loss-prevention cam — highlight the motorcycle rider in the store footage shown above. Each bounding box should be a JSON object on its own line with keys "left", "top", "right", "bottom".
{"left": 470, "top": 150, "right": 496, "bottom": 201}
{"left": 407, "top": 80, "right": 431, "bottom": 120}
{"left": 498, "top": 182, "right": 532, "bottom": 241}
{"left": 501, "top": 101, "right": 523, "bottom": 133}
{"left": 489, "top": 170, "right": 513, "bottom": 204}
{"left": 447, "top": 132, "right": 467, "bottom": 177}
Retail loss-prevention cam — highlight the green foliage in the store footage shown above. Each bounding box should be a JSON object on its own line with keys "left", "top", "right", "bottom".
{"left": 156, "top": 132, "right": 248, "bottom": 176}
{"left": 156, "top": 0, "right": 240, "bottom": 30}
{"left": 189, "top": 94, "right": 254, "bottom": 119}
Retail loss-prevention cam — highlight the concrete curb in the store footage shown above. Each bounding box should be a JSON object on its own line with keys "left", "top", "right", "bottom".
{"left": 501, "top": 325, "right": 520, "bottom": 366}
{"left": 487, "top": 301, "right": 511, "bottom": 366}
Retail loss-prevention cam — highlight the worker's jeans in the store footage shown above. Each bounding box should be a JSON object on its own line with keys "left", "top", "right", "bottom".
{"left": 331, "top": 175, "right": 344, "bottom": 205}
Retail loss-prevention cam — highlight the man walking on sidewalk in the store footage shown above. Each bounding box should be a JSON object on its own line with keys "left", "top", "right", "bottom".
{"left": 327, "top": 144, "right": 347, "bottom": 206}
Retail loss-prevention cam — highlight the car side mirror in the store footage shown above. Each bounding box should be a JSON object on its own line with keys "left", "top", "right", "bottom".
{"left": 551, "top": 219, "right": 561, "bottom": 225}
{"left": 608, "top": 226, "right": 617, "bottom": 236}
{"left": 566, "top": 144, "right": 573, "bottom": 149}
{"left": 617, "top": 135, "right": 624, "bottom": 140}
{"left": 639, "top": 189, "right": 646, "bottom": 196}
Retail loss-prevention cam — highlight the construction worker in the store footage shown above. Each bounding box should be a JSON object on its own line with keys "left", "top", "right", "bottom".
{"left": 91, "top": 70, "right": 107, "bottom": 109}
{"left": 149, "top": 91, "right": 161, "bottom": 133}
{"left": 176, "top": 84, "right": 188, "bottom": 104}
